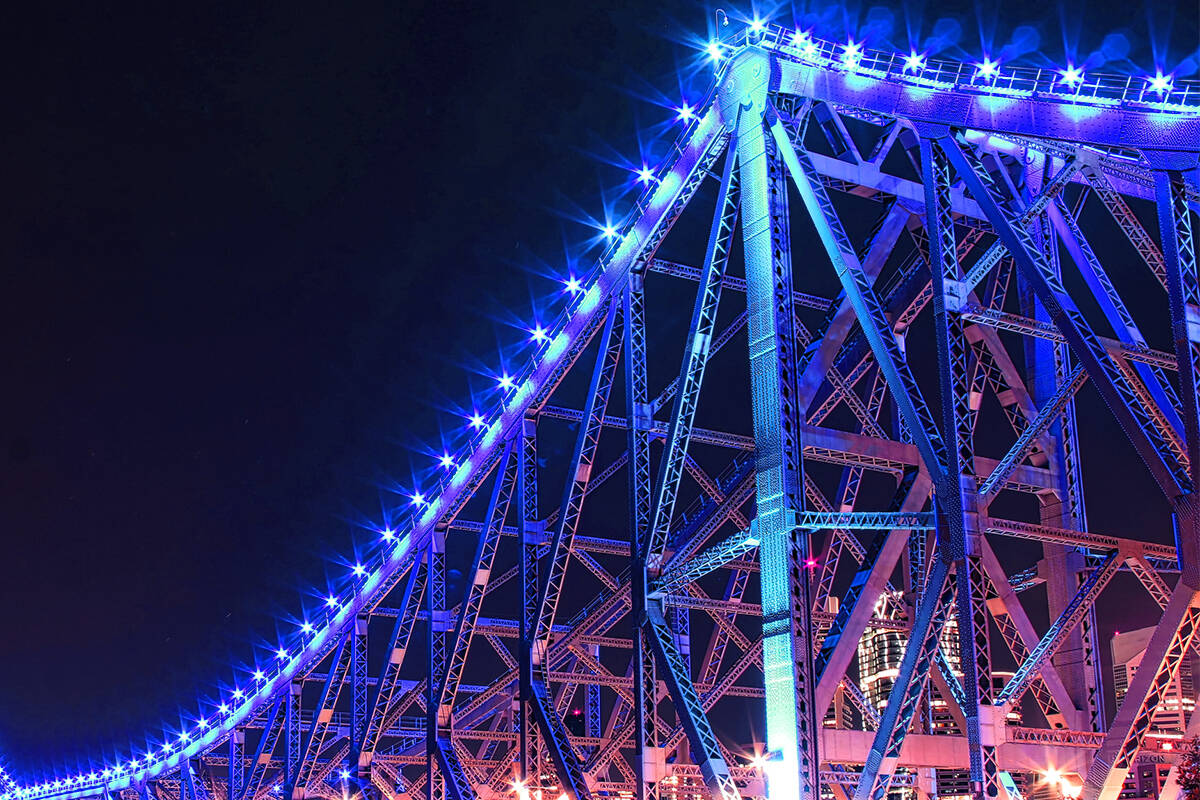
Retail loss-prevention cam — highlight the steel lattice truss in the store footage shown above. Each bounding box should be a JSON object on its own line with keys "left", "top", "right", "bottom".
{"left": 13, "top": 22, "right": 1200, "bottom": 800}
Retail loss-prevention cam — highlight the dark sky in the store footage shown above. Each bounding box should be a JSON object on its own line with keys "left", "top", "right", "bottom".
{"left": 1, "top": 0, "right": 1196, "bottom": 781}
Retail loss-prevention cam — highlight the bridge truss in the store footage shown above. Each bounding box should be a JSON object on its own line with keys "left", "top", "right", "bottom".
{"left": 11, "top": 21, "right": 1200, "bottom": 800}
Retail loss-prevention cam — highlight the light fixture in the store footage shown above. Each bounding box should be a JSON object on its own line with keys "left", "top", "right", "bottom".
{"left": 903, "top": 52, "right": 925, "bottom": 73}
{"left": 1059, "top": 65, "right": 1083, "bottom": 87}
{"left": 1148, "top": 71, "right": 1174, "bottom": 95}
{"left": 564, "top": 276, "right": 583, "bottom": 294}
{"left": 675, "top": 103, "right": 695, "bottom": 121}
{"left": 976, "top": 57, "right": 999, "bottom": 80}
{"left": 840, "top": 41, "right": 862, "bottom": 68}
{"left": 636, "top": 166, "right": 655, "bottom": 185}
{"left": 705, "top": 39, "right": 722, "bottom": 61}
{"left": 530, "top": 325, "right": 549, "bottom": 343}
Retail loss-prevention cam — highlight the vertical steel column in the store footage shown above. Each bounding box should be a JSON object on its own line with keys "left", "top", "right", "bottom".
{"left": 285, "top": 682, "right": 301, "bottom": 794}
{"left": 921, "top": 134, "right": 995, "bottom": 800}
{"left": 624, "top": 277, "right": 658, "bottom": 800}
{"left": 1024, "top": 155, "right": 1096, "bottom": 731}
{"left": 1156, "top": 168, "right": 1200, "bottom": 580}
{"left": 351, "top": 616, "right": 368, "bottom": 780}
{"left": 427, "top": 527, "right": 447, "bottom": 800}
{"left": 728, "top": 52, "right": 820, "bottom": 800}
{"left": 229, "top": 730, "right": 244, "bottom": 800}
{"left": 518, "top": 417, "right": 538, "bottom": 786}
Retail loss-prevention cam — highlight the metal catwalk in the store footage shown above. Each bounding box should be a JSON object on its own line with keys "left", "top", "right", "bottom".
{"left": 10, "top": 21, "right": 1200, "bottom": 800}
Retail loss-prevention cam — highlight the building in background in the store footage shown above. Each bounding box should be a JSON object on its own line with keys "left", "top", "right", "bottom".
{"left": 1111, "top": 627, "right": 1199, "bottom": 798}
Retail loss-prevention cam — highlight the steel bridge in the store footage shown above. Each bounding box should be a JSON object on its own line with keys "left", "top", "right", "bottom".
{"left": 9, "top": 19, "right": 1200, "bottom": 800}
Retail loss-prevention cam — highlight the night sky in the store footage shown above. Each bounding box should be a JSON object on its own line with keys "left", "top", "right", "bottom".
{"left": 2, "top": 0, "right": 1196, "bottom": 780}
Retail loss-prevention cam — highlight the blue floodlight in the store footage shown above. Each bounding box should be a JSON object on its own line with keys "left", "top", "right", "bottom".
{"left": 903, "top": 52, "right": 926, "bottom": 73}
{"left": 300, "top": 621, "right": 314, "bottom": 633}
{"left": 325, "top": 594, "right": 338, "bottom": 608}
{"left": 749, "top": 16, "right": 766, "bottom": 34}
{"left": 497, "top": 373, "right": 515, "bottom": 390}
{"left": 1059, "top": 65, "right": 1084, "bottom": 88}
{"left": 439, "top": 452, "right": 455, "bottom": 468}
{"left": 976, "top": 57, "right": 1000, "bottom": 81}
{"left": 564, "top": 276, "right": 583, "bottom": 294}
{"left": 675, "top": 103, "right": 695, "bottom": 121}
{"left": 352, "top": 562, "right": 367, "bottom": 577}
{"left": 530, "top": 325, "right": 549, "bottom": 343}
{"left": 636, "top": 166, "right": 655, "bottom": 185}
{"left": 840, "top": 41, "right": 862, "bottom": 68}
{"left": 706, "top": 39, "right": 722, "bottom": 61}
{"left": 601, "top": 225, "right": 618, "bottom": 240}
{"left": 1148, "top": 71, "right": 1174, "bottom": 95}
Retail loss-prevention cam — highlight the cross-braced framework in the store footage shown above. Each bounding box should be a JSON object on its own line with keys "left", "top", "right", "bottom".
{"left": 10, "top": 21, "right": 1200, "bottom": 800}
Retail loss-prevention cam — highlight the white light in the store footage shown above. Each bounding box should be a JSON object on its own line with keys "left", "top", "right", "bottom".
{"left": 410, "top": 492, "right": 425, "bottom": 507}
{"left": 903, "top": 52, "right": 925, "bottom": 73}
{"left": 1059, "top": 65, "right": 1084, "bottom": 87}
{"left": 791, "top": 30, "right": 809, "bottom": 48}
{"left": 530, "top": 325, "right": 549, "bottom": 343}
{"left": 198, "top": 718, "right": 208, "bottom": 728}
{"left": 840, "top": 41, "right": 861, "bottom": 68}
{"left": 179, "top": 732, "right": 190, "bottom": 743}
{"left": 300, "top": 621, "right": 314, "bottom": 633}
{"left": 219, "top": 703, "right": 229, "bottom": 713}
{"left": 253, "top": 670, "right": 265, "bottom": 680}
{"left": 1149, "top": 72, "right": 1174, "bottom": 95}
{"left": 976, "top": 57, "right": 999, "bottom": 80}
{"left": 353, "top": 562, "right": 367, "bottom": 577}
{"left": 161, "top": 743, "right": 170, "bottom": 753}
{"left": 749, "top": 16, "right": 765, "bottom": 33}
{"left": 276, "top": 647, "right": 288, "bottom": 660}
{"left": 564, "top": 276, "right": 583, "bottom": 294}
{"left": 705, "top": 39, "right": 722, "bottom": 61}
{"left": 339, "top": 771, "right": 350, "bottom": 781}
{"left": 439, "top": 452, "right": 455, "bottom": 468}
{"left": 233, "top": 688, "right": 245, "bottom": 699}
{"left": 381, "top": 527, "right": 395, "bottom": 540}
{"left": 325, "top": 594, "right": 338, "bottom": 608}
{"left": 498, "top": 373, "right": 516, "bottom": 390}
{"left": 601, "top": 225, "right": 618, "bottom": 240}
{"left": 468, "top": 412, "right": 486, "bottom": 429}
{"left": 675, "top": 103, "right": 695, "bottom": 121}
{"left": 636, "top": 166, "right": 655, "bottom": 185}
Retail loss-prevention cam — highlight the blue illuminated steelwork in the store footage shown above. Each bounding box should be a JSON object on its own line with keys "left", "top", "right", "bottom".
{"left": 8, "top": 17, "right": 1200, "bottom": 800}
